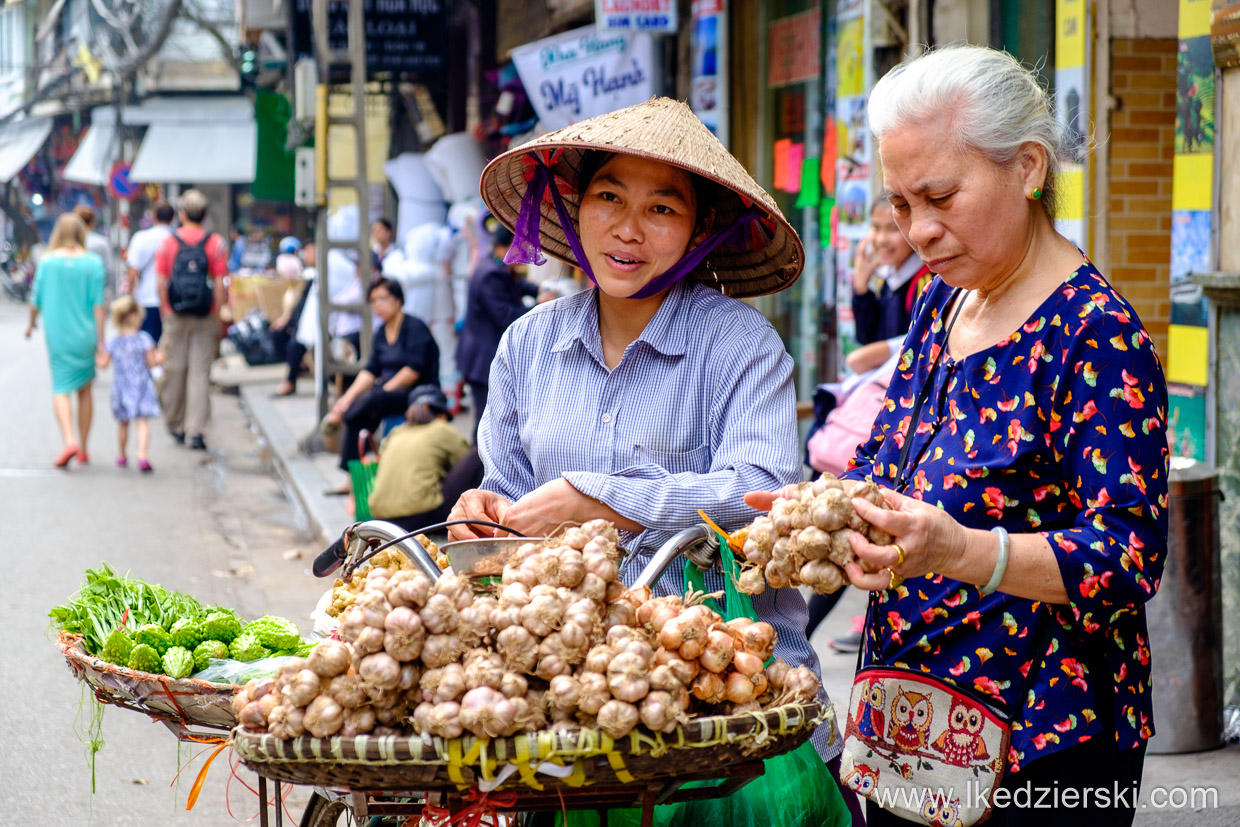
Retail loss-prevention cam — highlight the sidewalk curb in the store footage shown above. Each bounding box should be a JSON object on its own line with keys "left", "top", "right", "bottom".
{"left": 240, "top": 384, "right": 350, "bottom": 547}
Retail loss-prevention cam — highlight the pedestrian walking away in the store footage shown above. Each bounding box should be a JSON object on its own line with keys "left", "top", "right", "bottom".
{"left": 747, "top": 45, "right": 1170, "bottom": 827}
{"left": 124, "top": 201, "right": 174, "bottom": 343}
{"left": 24, "top": 211, "right": 107, "bottom": 467}
{"left": 155, "top": 189, "right": 228, "bottom": 451}
{"left": 73, "top": 204, "right": 118, "bottom": 297}
{"left": 101, "top": 295, "right": 162, "bottom": 472}
{"left": 450, "top": 97, "right": 857, "bottom": 824}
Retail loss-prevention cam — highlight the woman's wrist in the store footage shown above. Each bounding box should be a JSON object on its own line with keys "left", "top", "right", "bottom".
{"left": 943, "top": 526, "right": 1001, "bottom": 589}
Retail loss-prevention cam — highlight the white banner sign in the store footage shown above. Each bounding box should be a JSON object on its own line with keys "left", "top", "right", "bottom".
{"left": 594, "top": 0, "right": 677, "bottom": 33}
{"left": 512, "top": 26, "right": 656, "bottom": 132}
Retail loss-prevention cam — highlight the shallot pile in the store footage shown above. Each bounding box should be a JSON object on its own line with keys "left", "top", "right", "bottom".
{"left": 733, "top": 474, "right": 892, "bottom": 595}
{"left": 235, "top": 519, "right": 820, "bottom": 742}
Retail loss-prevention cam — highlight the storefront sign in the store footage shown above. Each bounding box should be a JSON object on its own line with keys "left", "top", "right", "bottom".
{"left": 512, "top": 26, "right": 656, "bottom": 132}
{"left": 595, "top": 0, "right": 677, "bottom": 33}
{"left": 768, "top": 8, "right": 820, "bottom": 88}
{"left": 689, "top": 0, "right": 727, "bottom": 144}
{"left": 289, "top": 0, "right": 446, "bottom": 76}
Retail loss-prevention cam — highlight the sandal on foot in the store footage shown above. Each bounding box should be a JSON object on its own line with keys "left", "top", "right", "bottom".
{"left": 75, "top": 450, "right": 89, "bottom": 464}
{"left": 138, "top": 459, "right": 153, "bottom": 473}
{"left": 54, "top": 445, "right": 79, "bottom": 468}
{"left": 117, "top": 456, "right": 128, "bottom": 468}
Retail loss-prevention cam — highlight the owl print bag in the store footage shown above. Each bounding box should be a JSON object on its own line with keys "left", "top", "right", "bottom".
{"left": 840, "top": 660, "right": 1012, "bottom": 825}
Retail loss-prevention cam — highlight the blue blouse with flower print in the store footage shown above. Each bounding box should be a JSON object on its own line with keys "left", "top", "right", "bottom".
{"left": 842, "top": 260, "right": 1169, "bottom": 772}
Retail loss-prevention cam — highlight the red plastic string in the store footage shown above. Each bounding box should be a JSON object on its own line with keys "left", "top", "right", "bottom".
{"left": 223, "top": 750, "right": 296, "bottom": 824}
{"left": 421, "top": 788, "right": 520, "bottom": 827}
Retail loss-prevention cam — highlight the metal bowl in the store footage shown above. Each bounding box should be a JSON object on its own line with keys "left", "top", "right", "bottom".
{"left": 441, "top": 537, "right": 546, "bottom": 576}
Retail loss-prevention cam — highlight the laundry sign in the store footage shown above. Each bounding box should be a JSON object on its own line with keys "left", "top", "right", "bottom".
{"left": 595, "top": 0, "right": 677, "bottom": 33}
{"left": 512, "top": 26, "right": 657, "bottom": 132}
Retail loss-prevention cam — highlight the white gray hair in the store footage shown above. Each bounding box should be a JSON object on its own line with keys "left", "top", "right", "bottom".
{"left": 868, "top": 45, "right": 1066, "bottom": 219}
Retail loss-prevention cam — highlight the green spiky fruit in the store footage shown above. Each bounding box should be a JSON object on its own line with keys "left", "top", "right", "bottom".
{"left": 101, "top": 628, "right": 134, "bottom": 665}
{"left": 132, "top": 623, "right": 173, "bottom": 654}
{"left": 127, "top": 643, "right": 163, "bottom": 674}
{"left": 241, "top": 616, "right": 301, "bottom": 652}
{"left": 170, "top": 617, "right": 204, "bottom": 649}
{"left": 162, "top": 646, "right": 195, "bottom": 679}
{"left": 201, "top": 611, "right": 242, "bottom": 644}
{"left": 228, "top": 631, "right": 266, "bottom": 662}
{"left": 193, "top": 639, "right": 230, "bottom": 672}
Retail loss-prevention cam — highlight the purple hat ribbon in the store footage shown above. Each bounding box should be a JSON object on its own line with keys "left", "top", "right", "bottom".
{"left": 504, "top": 156, "right": 766, "bottom": 299}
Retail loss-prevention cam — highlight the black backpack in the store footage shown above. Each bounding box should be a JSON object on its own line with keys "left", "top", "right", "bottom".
{"left": 168, "top": 234, "right": 215, "bottom": 316}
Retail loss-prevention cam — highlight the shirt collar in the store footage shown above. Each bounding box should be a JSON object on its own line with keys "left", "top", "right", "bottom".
{"left": 550, "top": 280, "right": 692, "bottom": 362}
{"left": 884, "top": 254, "right": 925, "bottom": 291}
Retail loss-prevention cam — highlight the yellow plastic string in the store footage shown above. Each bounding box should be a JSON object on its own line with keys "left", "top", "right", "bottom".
{"left": 606, "top": 751, "right": 634, "bottom": 784}
{"left": 513, "top": 736, "right": 544, "bottom": 790}
{"left": 447, "top": 737, "right": 466, "bottom": 785}
{"left": 564, "top": 759, "right": 587, "bottom": 788}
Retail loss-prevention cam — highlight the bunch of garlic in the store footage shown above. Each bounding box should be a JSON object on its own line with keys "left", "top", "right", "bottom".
{"left": 735, "top": 474, "right": 891, "bottom": 595}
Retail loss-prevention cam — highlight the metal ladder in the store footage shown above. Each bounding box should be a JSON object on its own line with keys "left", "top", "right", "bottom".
{"left": 311, "top": 0, "right": 372, "bottom": 421}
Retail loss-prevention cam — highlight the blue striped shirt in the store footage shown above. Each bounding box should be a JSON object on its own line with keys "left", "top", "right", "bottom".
{"left": 478, "top": 280, "right": 840, "bottom": 760}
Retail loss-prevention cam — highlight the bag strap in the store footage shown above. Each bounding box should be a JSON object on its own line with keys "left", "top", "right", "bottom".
{"left": 893, "top": 287, "right": 967, "bottom": 491}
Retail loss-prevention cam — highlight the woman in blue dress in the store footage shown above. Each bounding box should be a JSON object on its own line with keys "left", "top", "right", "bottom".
{"left": 752, "top": 46, "right": 1168, "bottom": 825}
{"left": 25, "top": 212, "right": 107, "bottom": 468}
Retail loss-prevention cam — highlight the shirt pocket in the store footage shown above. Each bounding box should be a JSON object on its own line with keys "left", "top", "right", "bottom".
{"left": 635, "top": 442, "right": 712, "bottom": 476}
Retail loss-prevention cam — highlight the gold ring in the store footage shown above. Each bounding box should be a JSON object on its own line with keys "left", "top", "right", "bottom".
{"left": 891, "top": 543, "right": 906, "bottom": 568}
{"left": 887, "top": 570, "right": 904, "bottom": 590}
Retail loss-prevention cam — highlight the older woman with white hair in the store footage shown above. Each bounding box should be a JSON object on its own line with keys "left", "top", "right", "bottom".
{"left": 750, "top": 46, "right": 1168, "bottom": 825}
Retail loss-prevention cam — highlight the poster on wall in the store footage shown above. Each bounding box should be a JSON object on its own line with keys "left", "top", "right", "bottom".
{"left": 1166, "top": 0, "right": 1213, "bottom": 461}
{"left": 512, "top": 26, "right": 657, "bottom": 132}
{"left": 690, "top": 0, "right": 727, "bottom": 144}
{"left": 831, "top": 1, "right": 869, "bottom": 357}
{"left": 1054, "top": 0, "right": 1088, "bottom": 249}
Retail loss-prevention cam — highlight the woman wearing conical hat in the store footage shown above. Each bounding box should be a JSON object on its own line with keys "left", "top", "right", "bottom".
{"left": 447, "top": 98, "right": 856, "bottom": 814}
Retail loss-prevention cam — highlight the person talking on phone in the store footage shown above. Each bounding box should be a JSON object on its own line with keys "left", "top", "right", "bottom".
{"left": 851, "top": 198, "right": 933, "bottom": 345}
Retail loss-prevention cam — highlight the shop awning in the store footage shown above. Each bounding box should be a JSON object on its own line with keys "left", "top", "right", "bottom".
{"left": 128, "top": 96, "right": 257, "bottom": 184}
{"left": 0, "top": 117, "right": 53, "bottom": 182}
{"left": 62, "top": 120, "right": 118, "bottom": 186}
{"left": 130, "top": 120, "right": 257, "bottom": 183}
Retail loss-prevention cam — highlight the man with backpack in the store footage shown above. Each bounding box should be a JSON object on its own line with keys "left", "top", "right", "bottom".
{"left": 155, "top": 189, "right": 228, "bottom": 451}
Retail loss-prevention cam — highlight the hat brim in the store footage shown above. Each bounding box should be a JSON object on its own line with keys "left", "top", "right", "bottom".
{"left": 479, "top": 100, "right": 804, "bottom": 299}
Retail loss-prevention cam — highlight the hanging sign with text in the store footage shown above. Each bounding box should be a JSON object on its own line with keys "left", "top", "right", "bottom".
{"left": 595, "top": 0, "right": 677, "bottom": 33}
{"left": 288, "top": 0, "right": 446, "bottom": 75}
{"left": 512, "top": 26, "right": 657, "bottom": 132}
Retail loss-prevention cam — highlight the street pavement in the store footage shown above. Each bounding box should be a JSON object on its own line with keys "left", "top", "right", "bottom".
{"left": 0, "top": 298, "right": 328, "bottom": 824}
{"left": 5, "top": 286, "right": 1238, "bottom": 824}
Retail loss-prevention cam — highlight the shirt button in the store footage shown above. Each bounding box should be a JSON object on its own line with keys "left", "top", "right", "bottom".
{"left": 601, "top": 412, "right": 612, "bottom": 424}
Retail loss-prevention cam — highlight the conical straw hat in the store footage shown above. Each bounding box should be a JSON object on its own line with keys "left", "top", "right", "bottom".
{"left": 479, "top": 97, "right": 804, "bottom": 298}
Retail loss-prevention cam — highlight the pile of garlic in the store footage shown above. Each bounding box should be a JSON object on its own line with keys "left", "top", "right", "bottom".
{"left": 236, "top": 519, "right": 819, "bottom": 742}
{"left": 735, "top": 474, "right": 892, "bottom": 595}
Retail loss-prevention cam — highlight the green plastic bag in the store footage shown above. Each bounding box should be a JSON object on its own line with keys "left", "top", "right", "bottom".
{"left": 559, "top": 533, "right": 849, "bottom": 827}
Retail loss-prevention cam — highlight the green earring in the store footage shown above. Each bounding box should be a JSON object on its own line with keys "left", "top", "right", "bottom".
{"left": 1031, "top": 187, "right": 1043, "bottom": 200}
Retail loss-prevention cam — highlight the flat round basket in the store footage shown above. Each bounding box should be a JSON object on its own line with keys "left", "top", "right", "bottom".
{"left": 231, "top": 700, "right": 827, "bottom": 791}
{"left": 58, "top": 632, "right": 239, "bottom": 730}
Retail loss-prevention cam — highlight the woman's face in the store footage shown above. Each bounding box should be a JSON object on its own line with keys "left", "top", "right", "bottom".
{"left": 868, "top": 203, "right": 916, "bottom": 268}
{"left": 372, "top": 222, "right": 393, "bottom": 248}
{"left": 577, "top": 155, "right": 704, "bottom": 298}
{"left": 879, "top": 116, "right": 1041, "bottom": 290}
{"left": 369, "top": 286, "right": 400, "bottom": 322}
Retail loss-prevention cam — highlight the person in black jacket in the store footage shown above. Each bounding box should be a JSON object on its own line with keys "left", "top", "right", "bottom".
{"left": 850, "top": 199, "right": 932, "bottom": 345}
{"left": 455, "top": 219, "right": 545, "bottom": 443}
{"left": 325, "top": 277, "right": 440, "bottom": 493}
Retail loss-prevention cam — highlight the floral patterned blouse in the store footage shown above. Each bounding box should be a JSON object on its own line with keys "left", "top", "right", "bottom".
{"left": 843, "top": 260, "right": 1169, "bottom": 772}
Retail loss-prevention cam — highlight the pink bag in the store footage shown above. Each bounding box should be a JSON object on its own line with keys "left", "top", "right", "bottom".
{"left": 807, "top": 380, "right": 891, "bottom": 476}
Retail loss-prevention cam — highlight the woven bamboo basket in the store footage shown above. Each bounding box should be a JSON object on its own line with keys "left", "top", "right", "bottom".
{"left": 231, "top": 700, "right": 828, "bottom": 791}
{"left": 58, "top": 632, "right": 239, "bottom": 730}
